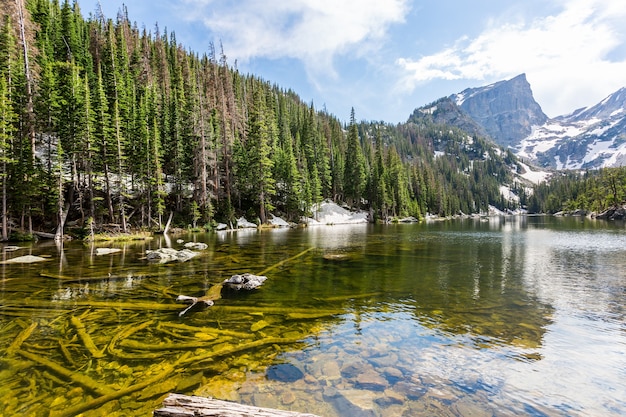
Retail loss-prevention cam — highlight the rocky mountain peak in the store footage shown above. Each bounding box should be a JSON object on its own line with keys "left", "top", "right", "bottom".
{"left": 450, "top": 73, "right": 548, "bottom": 148}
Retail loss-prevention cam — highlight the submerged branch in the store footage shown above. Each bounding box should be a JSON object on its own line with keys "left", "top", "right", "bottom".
{"left": 18, "top": 350, "right": 114, "bottom": 396}
{"left": 70, "top": 316, "right": 105, "bottom": 358}
{"left": 257, "top": 247, "right": 315, "bottom": 276}
{"left": 6, "top": 322, "right": 38, "bottom": 355}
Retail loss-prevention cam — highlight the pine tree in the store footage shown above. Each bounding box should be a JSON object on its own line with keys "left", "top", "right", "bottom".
{"left": 92, "top": 62, "right": 115, "bottom": 222}
{"left": 0, "top": 74, "right": 16, "bottom": 240}
{"left": 372, "top": 127, "right": 388, "bottom": 220}
{"left": 245, "top": 85, "right": 276, "bottom": 223}
{"left": 343, "top": 108, "right": 366, "bottom": 207}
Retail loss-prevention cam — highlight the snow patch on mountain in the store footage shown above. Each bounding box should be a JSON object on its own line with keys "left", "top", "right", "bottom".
{"left": 517, "top": 162, "right": 550, "bottom": 184}
{"left": 514, "top": 87, "right": 626, "bottom": 170}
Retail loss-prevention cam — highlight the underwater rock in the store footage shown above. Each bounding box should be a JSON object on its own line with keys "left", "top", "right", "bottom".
{"left": 2, "top": 246, "right": 22, "bottom": 252}
{"left": 394, "top": 381, "right": 427, "bottom": 400}
{"left": 183, "top": 242, "right": 208, "bottom": 250}
{"left": 375, "top": 389, "right": 405, "bottom": 406}
{"left": 146, "top": 248, "right": 197, "bottom": 263}
{"left": 340, "top": 360, "right": 372, "bottom": 379}
{"left": 323, "top": 253, "right": 351, "bottom": 261}
{"left": 0, "top": 255, "right": 48, "bottom": 264}
{"left": 266, "top": 363, "right": 304, "bottom": 382}
{"left": 323, "top": 387, "right": 377, "bottom": 417}
{"left": 95, "top": 248, "right": 122, "bottom": 256}
{"left": 355, "top": 369, "right": 388, "bottom": 391}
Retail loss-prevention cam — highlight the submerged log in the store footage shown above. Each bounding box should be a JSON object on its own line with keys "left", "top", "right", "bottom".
{"left": 154, "top": 393, "right": 322, "bottom": 417}
{"left": 176, "top": 273, "right": 268, "bottom": 316}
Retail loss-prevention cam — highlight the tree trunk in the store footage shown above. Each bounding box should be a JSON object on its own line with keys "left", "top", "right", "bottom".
{"left": 1, "top": 160, "right": 7, "bottom": 241}
{"left": 163, "top": 211, "right": 173, "bottom": 234}
{"left": 103, "top": 163, "right": 115, "bottom": 221}
{"left": 15, "top": 0, "right": 36, "bottom": 163}
{"left": 154, "top": 393, "right": 321, "bottom": 417}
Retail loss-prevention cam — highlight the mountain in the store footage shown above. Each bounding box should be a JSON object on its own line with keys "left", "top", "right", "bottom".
{"left": 517, "top": 88, "right": 626, "bottom": 169}
{"left": 450, "top": 74, "right": 548, "bottom": 148}
{"left": 417, "top": 74, "right": 626, "bottom": 170}
{"left": 408, "top": 97, "right": 487, "bottom": 138}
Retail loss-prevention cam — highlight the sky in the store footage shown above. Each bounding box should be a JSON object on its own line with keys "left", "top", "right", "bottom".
{"left": 77, "top": 0, "right": 626, "bottom": 124}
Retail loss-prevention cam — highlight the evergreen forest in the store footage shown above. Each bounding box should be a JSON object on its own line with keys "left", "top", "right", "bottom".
{"left": 0, "top": 0, "right": 623, "bottom": 240}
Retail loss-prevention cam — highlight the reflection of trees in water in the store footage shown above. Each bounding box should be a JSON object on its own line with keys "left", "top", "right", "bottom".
{"left": 315, "top": 222, "right": 557, "bottom": 351}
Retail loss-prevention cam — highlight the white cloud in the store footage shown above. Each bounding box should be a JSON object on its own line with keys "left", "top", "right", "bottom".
{"left": 396, "top": 0, "right": 626, "bottom": 116}
{"left": 184, "top": 0, "right": 409, "bottom": 76}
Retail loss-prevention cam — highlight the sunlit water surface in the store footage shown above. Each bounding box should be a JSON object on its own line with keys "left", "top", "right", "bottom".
{"left": 0, "top": 216, "right": 624, "bottom": 416}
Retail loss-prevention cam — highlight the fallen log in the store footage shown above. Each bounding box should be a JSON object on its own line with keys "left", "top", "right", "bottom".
{"left": 154, "top": 393, "right": 322, "bottom": 417}
{"left": 33, "top": 231, "right": 56, "bottom": 239}
{"left": 176, "top": 273, "right": 267, "bottom": 316}
{"left": 70, "top": 315, "right": 105, "bottom": 358}
{"left": 18, "top": 350, "right": 114, "bottom": 396}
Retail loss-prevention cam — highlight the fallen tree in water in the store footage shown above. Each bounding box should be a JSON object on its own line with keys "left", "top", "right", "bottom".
{"left": 176, "top": 246, "right": 315, "bottom": 316}
{"left": 154, "top": 393, "right": 322, "bottom": 417}
{"left": 176, "top": 273, "right": 267, "bottom": 316}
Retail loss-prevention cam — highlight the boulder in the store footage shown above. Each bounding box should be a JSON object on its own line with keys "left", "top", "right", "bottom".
{"left": 594, "top": 206, "right": 626, "bottom": 220}
{"left": 222, "top": 273, "right": 267, "bottom": 290}
{"left": 95, "top": 248, "right": 122, "bottom": 256}
{"left": 146, "top": 248, "right": 198, "bottom": 263}
{"left": 183, "top": 242, "right": 208, "bottom": 250}
{"left": 266, "top": 363, "right": 304, "bottom": 382}
{"left": 269, "top": 215, "right": 291, "bottom": 227}
{"left": 0, "top": 255, "right": 48, "bottom": 264}
{"left": 236, "top": 217, "right": 257, "bottom": 229}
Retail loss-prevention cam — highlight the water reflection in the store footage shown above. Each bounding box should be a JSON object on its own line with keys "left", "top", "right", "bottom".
{"left": 0, "top": 217, "right": 624, "bottom": 416}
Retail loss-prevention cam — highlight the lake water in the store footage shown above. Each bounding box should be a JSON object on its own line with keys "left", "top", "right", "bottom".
{"left": 0, "top": 216, "right": 624, "bottom": 416}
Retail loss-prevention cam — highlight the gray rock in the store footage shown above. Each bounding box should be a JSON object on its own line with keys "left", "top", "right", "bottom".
{"left": 0, "top": 255, "right": 48, "bottom": 264}
{"left": 355, "top": 369, "right": 388, "bottom": 391}
{"left": 452, "top": 73, "right": 548, "bottom": 148}
{"left": 323, "top": 387, "right": 377, "bottom": 417}
{"left": 222, "top": 273, "right": 267, "bottom": 290}
{"left": 236, "top": 217, "right": 257, "bottom": 229}
{"left": 2, "top": 246, "right": 22, "bottom": 252}
{"left": 183, "top": 242, "right": 208, "bottom": 250}
{"left": 95, "top": 248, "right": 122, "bottom": 256}
{"left": 394, "top": 381, "right": 427, "bottom": 400}
{"left": 146, "top": 248, "right": 198, "bottom": 263}
{"left": 341, "top": 360, "right": 372, "bottom": 379}
{"left": 374, "top": 389, "right": 404, "bottom": 406}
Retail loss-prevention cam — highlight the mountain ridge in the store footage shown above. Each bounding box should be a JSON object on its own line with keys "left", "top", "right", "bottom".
{"left": 417, "top": 74, "right": 626, "bottom": 169}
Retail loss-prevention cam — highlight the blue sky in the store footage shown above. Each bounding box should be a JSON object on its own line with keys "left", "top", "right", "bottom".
{"left": 78, "top": 0, "right": 626, "bottom": 124}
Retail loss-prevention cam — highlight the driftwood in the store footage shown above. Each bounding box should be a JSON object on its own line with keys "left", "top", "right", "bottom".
{"left": 175, "top": 247, "right": 314, "bottom": 316}
{"left": 154, "top": 393, "right": 322, "bottom": 417}
{"left": 34, "top": 231, "right": 56, "bottom": 239}
{"left": 176, "top": 273, "right": 267, "bottom": 316}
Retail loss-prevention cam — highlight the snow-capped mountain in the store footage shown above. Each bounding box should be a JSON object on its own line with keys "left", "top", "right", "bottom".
{"left": 517, "top": 88, "right": 626, "bottom": 169}
{"left": 419, "top": 74, "right": 626, "bottom": 170}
